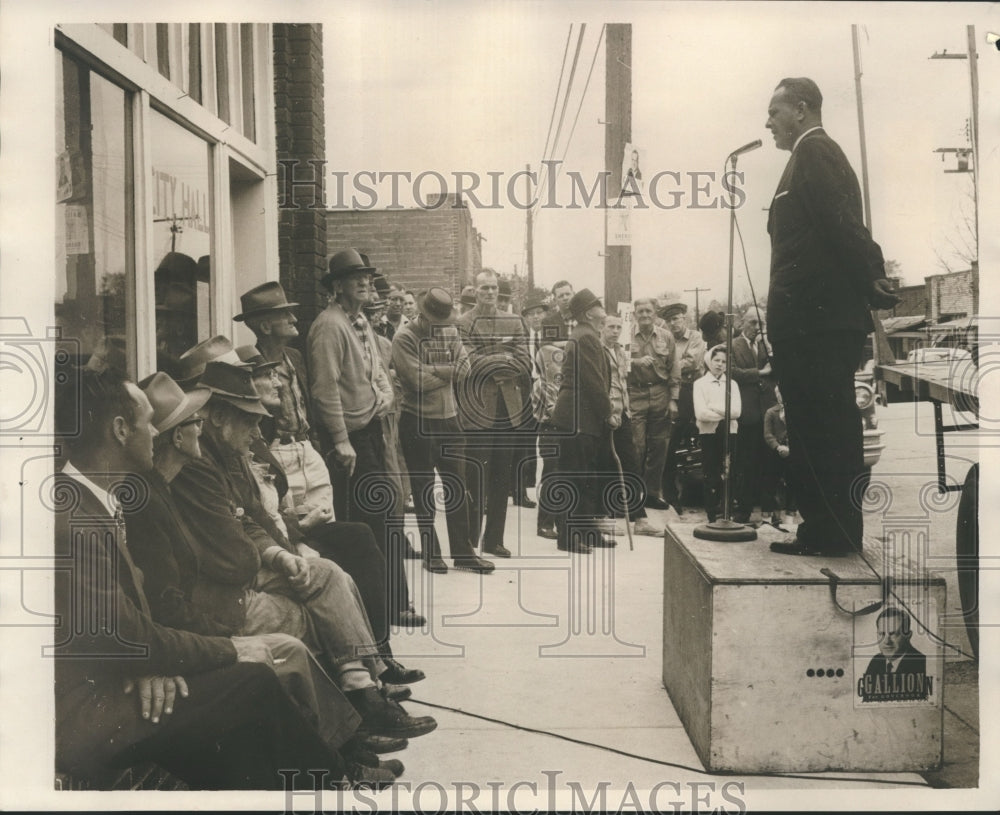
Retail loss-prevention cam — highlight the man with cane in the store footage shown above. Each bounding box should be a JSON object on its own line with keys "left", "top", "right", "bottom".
{"left": 550, "top": 290, "right": 615, "bottom": 554}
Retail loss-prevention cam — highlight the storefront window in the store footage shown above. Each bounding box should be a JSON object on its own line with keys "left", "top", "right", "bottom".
{"left": 150, "top": 109, "right": 213, "bottom": 376}
{"left": 55, "top": 50, "right": 133, "bottom": 374}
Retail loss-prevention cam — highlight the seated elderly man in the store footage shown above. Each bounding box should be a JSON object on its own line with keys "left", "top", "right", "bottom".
{"left": 127, "top": 372, "right": 405, "bottom": 777}
{"left": 52, "top": 367, "right": 384, "bottom": 790}
{"left": 234, "top": 344, "right": 420, "bottom": 689}
{"left": 167, "top": 361, "right": 436, "bottom": 739}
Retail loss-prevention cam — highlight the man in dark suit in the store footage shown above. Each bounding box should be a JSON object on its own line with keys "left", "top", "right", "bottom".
{"left": 456, "top": 269, "right": 533, "bottom": 558}
{"left": 858, "top": 608, "right": 931, "bottom": 703}
{"left": 51, "top": 367, "right": 356, "bottom": 789}
{"left": 550, "top": 290, "right": 614, "bottom": 554}
{"left": 763, "top": 77, "right": 899, "bottom": 558}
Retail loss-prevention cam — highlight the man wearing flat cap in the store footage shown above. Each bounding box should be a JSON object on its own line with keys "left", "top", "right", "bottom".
{"left": 308, "top": 248, "right": 421, "bottom": 627}
{"left": 549, "top": 289, "right": 614, "bottom": 554}
{"left": 658, "top": 298, "right": 706, "bottom": 512}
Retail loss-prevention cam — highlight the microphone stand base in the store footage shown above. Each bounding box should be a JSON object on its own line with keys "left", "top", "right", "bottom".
{"left": 693, "top": 519, "right": 758, "bottom": 542}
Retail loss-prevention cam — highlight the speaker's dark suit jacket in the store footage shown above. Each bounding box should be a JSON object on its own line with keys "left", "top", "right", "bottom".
{"left": 766, "top": 128, "right": 886, "bottom": 342}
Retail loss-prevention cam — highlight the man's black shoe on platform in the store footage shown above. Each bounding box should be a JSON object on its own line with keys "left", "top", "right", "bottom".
{"left": 769, "top": 537, "right": 850, "bottom": 558}
{"left": 379, "top": 657, "right": 425, "bottom": 685}
{"left": 484, "top": 543, "right": 511, "bottom": 558}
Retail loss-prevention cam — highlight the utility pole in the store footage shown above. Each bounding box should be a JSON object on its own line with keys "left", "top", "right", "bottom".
{"left": 684, "top": 287, "right": 710, "bottom": 323}
{"left": 852, "top": 24, "right": 894, "bottom": 376}
{"left": 604, "top": 24, "right": 631, "bottom": 311}
{"left": 851, "top": 25, "right": 873, "bottom": 230}
{"left": 525, "top": 163, "right": 534, "bottom": 290}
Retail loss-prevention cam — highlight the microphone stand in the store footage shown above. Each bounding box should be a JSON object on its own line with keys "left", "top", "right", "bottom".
{"left": 694, "top": 150, "right": 757, "bottom": 543}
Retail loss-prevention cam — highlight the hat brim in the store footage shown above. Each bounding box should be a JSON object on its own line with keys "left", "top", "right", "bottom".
{"left": 658, "top": 306, "right": 688, "bottom": 319}
{"left": 209, "top": 392, "right": 271, "bottom": 416}
{"left": 570, "top": 298, "right": 602, "bottom": 320}
{"left": 321, "top": 266, "right": 376, "bottom": 287}
{"left": 233, "top": 303, "right": 299, "bottom": 322}
{"left": 155, "top": 387, "right": 212, "bottom": 433}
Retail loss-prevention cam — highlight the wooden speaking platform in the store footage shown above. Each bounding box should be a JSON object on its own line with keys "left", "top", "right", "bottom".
{"left": 662, "top": 521, "right": 945, "bottom": 773}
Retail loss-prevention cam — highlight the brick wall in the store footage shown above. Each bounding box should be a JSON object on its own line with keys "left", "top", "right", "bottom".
{"left": 926, "top": 269, "right": 975, "bottom": 322}
{"left": 326, "top": 196, "right": 483, "bottom": 296}
{"left": 274, "top": 24, "right": 326, "bottom": 333}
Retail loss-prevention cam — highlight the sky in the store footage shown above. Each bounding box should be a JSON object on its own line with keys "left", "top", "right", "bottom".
{"left": 324, "top": 1, "right": 996, "bottom": 311}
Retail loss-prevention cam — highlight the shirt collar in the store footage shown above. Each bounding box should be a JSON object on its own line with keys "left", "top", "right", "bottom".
{"left": 61, "top": 461, "right": 118, "bottom": 517}
{"left": 793, "top": 126, "right": 823, "bottom": 152}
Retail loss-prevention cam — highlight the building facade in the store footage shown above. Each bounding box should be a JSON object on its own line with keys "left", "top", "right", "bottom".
{"left": 53, "top": 22, "right": 324, "bottom": 379}
{"left": 325, "top": 194, "right": 483, "bottom": 300}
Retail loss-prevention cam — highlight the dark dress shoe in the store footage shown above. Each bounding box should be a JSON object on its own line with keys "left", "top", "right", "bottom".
{"left": 381, "top": 683, "right": 412, "bottom": 701}
{"left": 343, "top": 762, "right": 397, "bottom": 789}
{"left": 391, "top": 609, "right": 427, "bottom": 628}
{"left": 537, "top": 526, "right": 558, "bottom": 540}
{"left": 348, "top": 687, "right": 437, "bottom": 738}
{"left": 644, "top": 496, "right": 670, "bottom": 510}
{"left": 453, "top": 555, "right": 496, "bottom": 573}
{"left": 423, "top": 557, "right": 448, "bottom": 574}
{"left": 769, "top": 539, "right": 849, "bottom": 558}
{"left": 379, "top": 657, "right": 425, "bottom": 685}
{"left": 353, "top": 733, "right": 408, "bottom": 754}
{"left": 484, "top": 543, "right": 511, "bottom": 558}
{"left": 514, "top": 494, "right": 537, "bottom": 508}
{"left": 557, "top": 540, "right": 592, "bottom": 554}
{"left": 343, "top": 737, "right": 406, "bottom": 777}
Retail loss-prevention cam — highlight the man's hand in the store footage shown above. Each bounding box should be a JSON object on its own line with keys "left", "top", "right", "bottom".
{"left": 332, "top": 440, "right": 357, "bottom": 476}
{"left": 373, "top": 393, "right": 390, "bottom": 418}
{"left": 668, "top": 399, "right": 679, "bottom": 421}
{"left": 276, "top": 550, "right": 314, "bottom": 593}
{"left": 297, "top": 503, "right": 333, "bottom": 531}
{"left": 231, "top": 636, "right": 275, "bottom": 667}
{"left": 869, "top": 279, "right": 901, "bottom": 310}
{"left": 777, "top": 444, "right": 790, "bottom": 458}
{"left": 123, "top": 675, "right": 189, "bottom": 723}
{"left": 608, "top": 414, "right": 621, "bottom": 430}
{"left": 759, "top": 362, "right": 772, "bottom": 376}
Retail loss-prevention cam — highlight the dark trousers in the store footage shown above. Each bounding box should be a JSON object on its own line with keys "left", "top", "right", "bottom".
{"left": 733, "top": 421, "right": 764, "bottom": 517}
{"left": 399, "top": 412, "right": 476, "bottom": 560}
{"left": 305, "top": 521, "right": 391, "bottom": 652}
{"left": 607, "top": 416, "right": 647, "bottom": 519}
{"left": 58, "top": 663, "right": 342, "bottom": 790}
{"left": 466, "top": 395, "right": 516, "bottom": 551}
{"left": 556, "top": 431, "right": 611, "bottom": 549}
{"left": 771, "top": 331, "right": 866, "bottom": 552}
{"left": 663, "top": 381, "right": 695, "bottom": 503}
{"left": 699, "top": 426, "right": 733, "bottom": 521}
{"left": 510, "top": 419, "right": 538, "bottom": 496}
{"left": 761, "top": 448, "right": 796, "bottom": 514}
{"left": 329, "top": 418, "right": 410, "bottom": 617}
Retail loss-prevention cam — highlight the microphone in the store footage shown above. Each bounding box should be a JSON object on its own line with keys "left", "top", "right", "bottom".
{"left": 727, "top": 139, "right": 762, "bottom": 160}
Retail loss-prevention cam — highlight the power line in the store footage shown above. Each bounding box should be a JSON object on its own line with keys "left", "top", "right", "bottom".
{"left": 535, "top": 23, "right": 587, "bottom": 202}
{"left": 535, "top": 22, "right": 605, "bottom": 217}
{"left": 538, "top": 24, "right": 574, "bottom": 176}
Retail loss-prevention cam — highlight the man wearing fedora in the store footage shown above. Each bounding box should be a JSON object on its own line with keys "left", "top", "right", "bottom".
{"left": 456, "top": 269, "right": 533, "bottom": 559}
{"left": 658, "top": 297, "right": 706, "bottom": 512}
{"left": 392, "top": 288, "right": 494, "bottom": 574}
{"left": 549, "top": 289, "right": 614, "bottom": 554}
{"left": 236, "top": 282, "right": 332, "bottom": 515}
{"left": 52, "top": 366, "right": 364, "bottom": 789}
{"left": 308, "top": 249, "right": 421, "bottom": 627}
{"left": 169, "top": 361, "right": 436, "bottom": 738}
